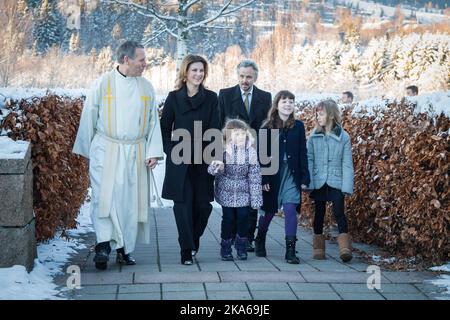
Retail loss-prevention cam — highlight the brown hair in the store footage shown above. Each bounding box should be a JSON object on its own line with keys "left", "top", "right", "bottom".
{"left": 222, "top": 118, "right": 254, "bottom": 147}
{"left": 263, "top": 90, "right": 296, "bottom": 129}
{"left": 175, "top": 54, "right": 209, "bottom": 90}
{"left": 314, "top": 99, "right": 342, "bottom": 133}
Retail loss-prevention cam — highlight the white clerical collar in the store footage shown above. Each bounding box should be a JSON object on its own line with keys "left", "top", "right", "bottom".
{"left": 240, "top": 86, "right": 254, "bottom": 97}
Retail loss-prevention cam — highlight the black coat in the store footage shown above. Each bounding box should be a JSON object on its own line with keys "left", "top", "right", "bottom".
{"left": 259, "top": 120, "right": 310, "bottom": 213}
{"left": 160, "top": 85, "right": 220, "bottom": 202}
{"left": 218, "top": 84, "right": 272, "bottom": 131}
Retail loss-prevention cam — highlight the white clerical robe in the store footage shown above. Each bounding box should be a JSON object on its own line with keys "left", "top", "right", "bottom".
{"left": 73, "top": 68, "right": 164, "bottom": 254}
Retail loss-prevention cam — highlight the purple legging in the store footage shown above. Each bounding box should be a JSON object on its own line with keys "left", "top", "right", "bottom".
{"left": 258, "top": 203, "right": 298, "bottom": 237}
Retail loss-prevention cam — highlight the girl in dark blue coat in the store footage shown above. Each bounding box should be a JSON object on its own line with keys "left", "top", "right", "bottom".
{"left": 255, "top": 90, "right": 310, "bottom": 264}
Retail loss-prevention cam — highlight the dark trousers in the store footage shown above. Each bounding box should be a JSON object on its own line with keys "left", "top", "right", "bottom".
{"left": 313, "top": 197, "right": 348, "bottom": 234}
{"left": 248, "top": 208, "right": 258, "bottom": 242}
{"left": 232, "top": 208, "right": 258, "bottom": 242}
{"left": 173, "top": 165, "right": 212, "bottom": 251}
{"left": 221, "top": 206, "right": 249, "bottom": 240}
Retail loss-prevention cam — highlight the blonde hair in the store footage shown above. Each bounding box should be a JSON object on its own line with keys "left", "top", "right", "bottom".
{"left": 175, "top": 54, "right": 209, "bottom": 90}
{"left": 222, "top": 118, "right": 254, "bottom": 147}
{"left": 314, "top": 99, "right": 342, "bottom": 133}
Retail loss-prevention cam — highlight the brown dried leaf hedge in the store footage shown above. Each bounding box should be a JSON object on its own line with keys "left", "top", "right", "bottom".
{"left": 1, "top": 95, "right": 89, "bottom": 241}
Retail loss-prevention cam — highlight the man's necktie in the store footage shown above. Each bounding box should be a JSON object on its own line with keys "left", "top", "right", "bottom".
{"left": 244, "top": 92, "right": 250, "bottom": 114}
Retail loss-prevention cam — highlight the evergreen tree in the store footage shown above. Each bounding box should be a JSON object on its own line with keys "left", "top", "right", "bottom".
{"left": 34, "top": 0, "right": 63, "bottom": 54}
{"left": 27, "top": 0, "right": 42, "bottom": 10}
{"left": 119, "top": 8, "right": 149, "bottom": 44}
{"left": 80, "top": 1, "right": 119, "bottom": 52}
{"left": 358, "top": 37, "right": 390, "bottom": 85}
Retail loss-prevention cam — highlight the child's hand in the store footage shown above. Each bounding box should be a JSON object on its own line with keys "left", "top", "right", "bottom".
{"left": 262, "top": 184, "right": 270, "bottom": 192}
{"left": 211, "top": 160, "right": 224, "bottom": 173}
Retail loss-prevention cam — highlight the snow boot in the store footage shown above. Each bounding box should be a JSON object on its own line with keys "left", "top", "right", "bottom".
{"left": 285, "top": 236, "right": 300, "bottom": 264}
{"left": 220, "top": 239, "right": 234, "bottom": 261}
{"left": 337, "top": 233, "right": 353, "bottom": 262}
{"left": 313, "top": 234, "right": 326, "bottom": 260}
{"left": 235, "top": 235, "right": 248, "bottom": 260}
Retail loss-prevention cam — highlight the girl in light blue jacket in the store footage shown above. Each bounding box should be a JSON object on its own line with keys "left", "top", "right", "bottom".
{"left": 307, "top": 99, "right": 354, "bottom": 263}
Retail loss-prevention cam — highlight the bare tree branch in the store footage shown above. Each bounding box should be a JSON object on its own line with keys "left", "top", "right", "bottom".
{"left": 101, "top": 0, "right": 256, "bottom": 62}
{"left": 187, "top": 0, "right": 255, "bottom": 31}
{"left": 101, "top": 0, "right": 182, "bottom": 23}
{"left": 135, "top": 9, "right": 180, "bottom": 39}
{"left": 143, "top": 25, "right": 177, "bottom": 45}
{"left": 198, "top": 24, "right": 233, "bottom": 30}
{"left": 186, "top": 0, "right": 232, "bottom": 30}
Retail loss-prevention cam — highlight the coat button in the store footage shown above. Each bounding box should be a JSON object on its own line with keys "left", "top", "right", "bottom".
{"left": 287, "top": 155, "right": 291, "bottom": 158}
{"left": 283, "top": 139, "right": 286, "bottom": 142}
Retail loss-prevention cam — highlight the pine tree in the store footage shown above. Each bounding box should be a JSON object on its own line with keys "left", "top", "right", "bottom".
{"left": 358, "top": 37, "right": 390, "bottom": 88}
{"left": 344, "top": 25, "right": 361, "bottom": 49}
{"left": 27, "top": 0, "right": 42, "bottom": 10}
{"left": 119, "top": 6, "right": 148, "bottom": 44}
{"left": 34, "top": 0, "right": 62, "bottom": 54}
{"left": 80, "top": 1, "right": 118, "bottom": 52}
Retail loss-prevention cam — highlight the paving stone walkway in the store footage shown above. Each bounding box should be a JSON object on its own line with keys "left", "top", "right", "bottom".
{"left": 56, "top": 207, "right": 448, "bottom": 300}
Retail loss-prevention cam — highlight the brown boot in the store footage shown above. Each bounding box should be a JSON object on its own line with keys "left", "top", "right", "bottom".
{"left": 312, "top": 234, "right": 325, "bottom": 260}
{"left": 337, "top": 233, "right": 353, "bottom": 262}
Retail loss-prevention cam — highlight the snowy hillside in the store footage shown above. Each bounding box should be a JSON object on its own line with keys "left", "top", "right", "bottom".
{"left": 337, "top": 0, "right": 448, "bottom": 24}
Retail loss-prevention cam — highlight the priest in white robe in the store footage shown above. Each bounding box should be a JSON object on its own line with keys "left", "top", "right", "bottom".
{"left": 73, "top": 40, "right": 164, "bottom": 270}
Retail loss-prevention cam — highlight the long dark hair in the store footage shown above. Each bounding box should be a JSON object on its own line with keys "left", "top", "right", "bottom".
{"left": 263, "top": 90, "right": 296, "bottom": 129}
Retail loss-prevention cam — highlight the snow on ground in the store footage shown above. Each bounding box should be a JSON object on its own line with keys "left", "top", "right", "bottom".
{"left": 350, "top": 91, "right": 450, "bottom": 118}
{"left": 407, "top": 92, "right": 450, "bottom": 118}
{"left": 427, "top": 262, "right": 450, "bottom": 300}
{"left": 0, "top": 136, "right": 29, "bottom": 159}
{"left": 0, "top": 199, "right": 93, "bottom": 300}
{"left": 337, "top": 0, "right": 448, "bottom": 24}
{"left": 0, "top": 87, "right": 86, "bottom": 102}
{"left": 430, "top": 263, "right": 450, "bottom": 273}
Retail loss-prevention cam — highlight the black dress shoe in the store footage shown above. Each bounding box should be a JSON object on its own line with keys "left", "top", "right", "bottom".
{"left": 116, "top": 248, "right": 137, "bottom": 265}
{"left": 194, "top": 237, "right": 200, "bottom": 255}
{"left": 94, "top": 252, "right": 108, "bottom": 270}
{"left": 94, "top": 242, "right": 111, "bottom": 270}
{"left": 181, "top": 249, "right": 193, "bottom": 265}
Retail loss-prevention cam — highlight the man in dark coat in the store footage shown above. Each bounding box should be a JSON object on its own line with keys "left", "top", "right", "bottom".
{"left": 218, "top": 60, "right": 272, "bottom": 251}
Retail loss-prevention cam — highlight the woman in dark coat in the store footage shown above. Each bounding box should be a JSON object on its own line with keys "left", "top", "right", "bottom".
{"left": 160, "top": 54, "right": 220, "bottom": 265}
{"left": 255, "top": 90, "right": 310, "bottom": 264}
